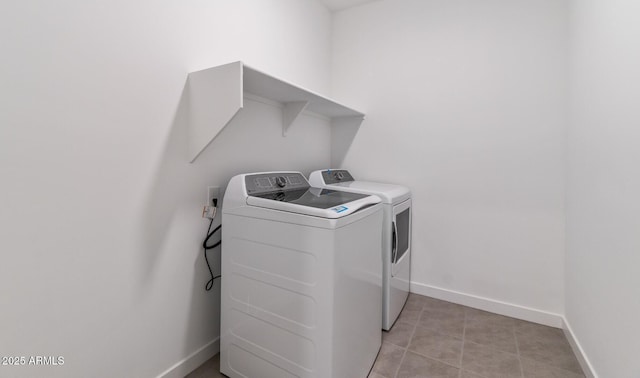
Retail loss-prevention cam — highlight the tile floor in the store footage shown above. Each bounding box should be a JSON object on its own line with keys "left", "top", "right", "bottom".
{"left": 186, "top": 293, "right": 585, "bottom": 378}
{"left": 370, "top": 294, "right": 584, "bottom": 378}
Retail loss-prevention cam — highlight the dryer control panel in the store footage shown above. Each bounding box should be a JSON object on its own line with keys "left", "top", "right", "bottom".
{"left": 322, "top": 169, "right": 355, "bottom": 184}
{"left": 245, "top": 172, "right": 310, "bottom": 195}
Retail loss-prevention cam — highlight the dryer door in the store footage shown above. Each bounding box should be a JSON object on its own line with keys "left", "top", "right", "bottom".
{"left": 391, "top": 198, "right": 411, "bottom": 278}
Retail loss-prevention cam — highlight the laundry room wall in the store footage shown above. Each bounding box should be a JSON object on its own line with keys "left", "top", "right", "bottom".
{"left": 566, "top": 0, "right": 640, "bottom": 376}
{"left": 331, "top": 0, "right": 569, "bottom": 323}
{"left": 0, "top": 1, "right": 332, "bottom": 377}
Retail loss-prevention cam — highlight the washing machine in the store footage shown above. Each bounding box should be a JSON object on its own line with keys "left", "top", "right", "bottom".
{"left": 309, "top": 169, "right": 412, "bottom": 331}
{"left": 220, "top": 171, "right": 383, "bottom": 378}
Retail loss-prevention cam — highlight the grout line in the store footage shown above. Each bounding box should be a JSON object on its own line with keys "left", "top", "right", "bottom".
{"left": 458, "top": 307, "right": 468, "bottom": 378}
{"left": 393, "top": 348, "right": 407, "bottom": 378}
{"left": 513, "top": 321, "right": 525, "bottom": 378}
{"left": 404, "top": 345, "right": 464, "bottom": 371}
{"left": 391, "top": 336, "right": 410, "bottom": 377}
{"left": 392, "top": 300, "right": 422, "bottom": 378}
{"left": 463, "top": 339, "right": 521, "bottom": 358}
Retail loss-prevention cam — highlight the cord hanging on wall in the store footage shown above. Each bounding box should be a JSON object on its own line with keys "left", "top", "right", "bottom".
{"left": 202, "top": 199, "right": 222, "bottom": 291}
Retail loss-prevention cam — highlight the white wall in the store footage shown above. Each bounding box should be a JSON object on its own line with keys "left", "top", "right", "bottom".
{"left": 332, "top": 0, "right": 569, "bottom": 321}
{"left": 0, "top": 1, "right": 332, "bottom": 377}
{"left": 566, "top": 0, "right": 640, "bottom": 376}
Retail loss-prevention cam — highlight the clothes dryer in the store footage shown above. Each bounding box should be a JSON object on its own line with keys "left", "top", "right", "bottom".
{"left": 309, "top": 169, "right": 412, "bottom": 331}
{"left": 220, "top": 172, "right": 383, "bottom": 378}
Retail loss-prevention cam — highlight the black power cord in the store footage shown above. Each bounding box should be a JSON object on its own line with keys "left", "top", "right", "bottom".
{"left": 202, "top": 217, "right": 222, "bottom": 291}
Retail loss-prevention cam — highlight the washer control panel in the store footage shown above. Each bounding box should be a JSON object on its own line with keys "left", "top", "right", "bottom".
{"left": 245, "top": 172, "right": 310, "bottom": 195}
{"left": 321, "top": 169, "right": 355, "bottom": 184}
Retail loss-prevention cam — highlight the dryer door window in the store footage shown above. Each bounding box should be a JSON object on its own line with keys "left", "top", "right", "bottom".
{"left": 395, "top": 208, "right": 410, "bottom": 262}
{"left": 391, "top": 199, "right": 412, "bottom": 277}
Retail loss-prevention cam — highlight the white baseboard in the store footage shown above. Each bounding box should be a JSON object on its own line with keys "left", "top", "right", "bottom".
{"left": 562, "top": 318, "right": 597, "bottom": 378}
{"left": 410, "top": 282, "right": 564, "bottom": 328}
{"left": 157, "top": 337, "right": 220, "bottom": 378}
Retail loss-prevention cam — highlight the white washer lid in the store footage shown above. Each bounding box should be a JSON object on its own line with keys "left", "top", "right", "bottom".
{"left": 246, "top": 187, "right": 381, "bottom": 219}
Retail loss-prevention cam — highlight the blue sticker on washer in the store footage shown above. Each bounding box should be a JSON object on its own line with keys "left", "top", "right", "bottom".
{"left": 331, "top": 206, "right": 348, "bottom": 213}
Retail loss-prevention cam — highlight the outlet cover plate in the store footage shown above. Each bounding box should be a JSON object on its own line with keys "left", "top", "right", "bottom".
{"left": 207, "top": 186, "right": 220, "bottom": 206}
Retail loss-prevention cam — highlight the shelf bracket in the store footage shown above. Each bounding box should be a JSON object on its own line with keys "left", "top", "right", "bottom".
{"left": 282, "top": 101, "right": 309, "bottom": 137}
{"left": 187, "top": 61, "right": 243, "bottom": 163}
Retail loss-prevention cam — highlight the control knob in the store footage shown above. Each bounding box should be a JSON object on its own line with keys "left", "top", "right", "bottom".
{"left": 275, "top": 176, "right": 287, "bottom": 188}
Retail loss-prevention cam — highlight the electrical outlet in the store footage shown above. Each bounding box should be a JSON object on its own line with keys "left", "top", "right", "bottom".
{"left": 207, "top": 186, "right": 220, "bottom": 206}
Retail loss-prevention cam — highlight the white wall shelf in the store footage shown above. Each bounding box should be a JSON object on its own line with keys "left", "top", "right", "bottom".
{"left": 187, "top": 61, "right": 365, "bottom": 163}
